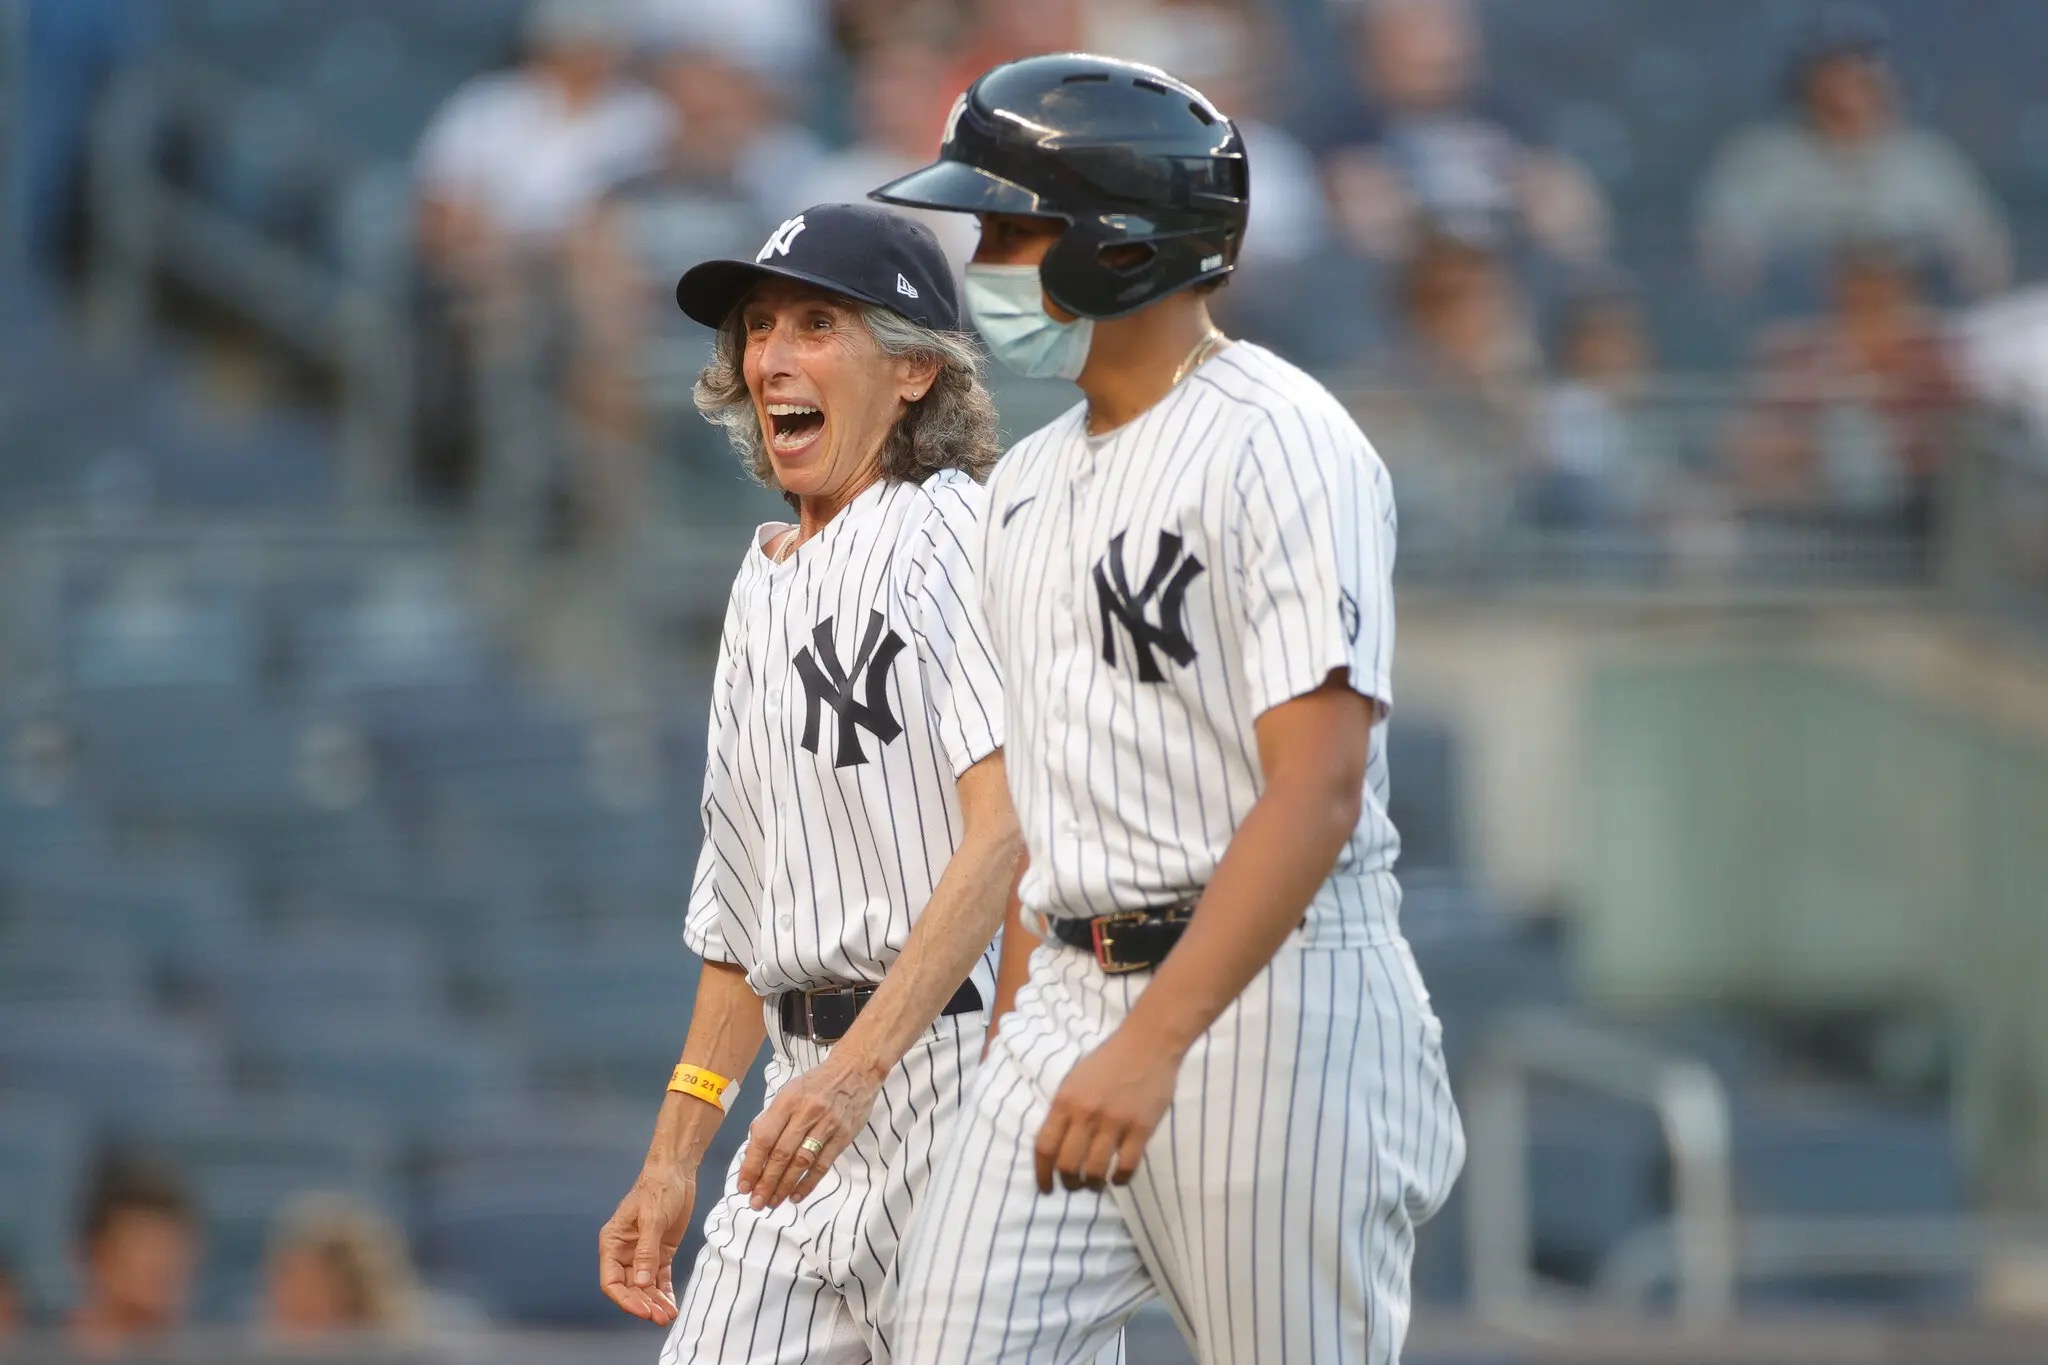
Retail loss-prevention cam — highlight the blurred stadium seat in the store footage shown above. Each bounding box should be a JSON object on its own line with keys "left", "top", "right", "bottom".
{"left": 0, "top": 1100, "right": 89, "bottom": 1314}
{"left": 0, "top": 1010, "right": 231, "bottom": 1126}
{"left": 1385, "top": 713, "right": 1469, "bottom": 876}
{"left": 0, "top": 932, "right": 151, "bottom": 1013}
{"left": 416, "top": 1102, "right": 656, "bottom": 1327}
{"left": 1730, "top": 1095, "right": 1963, "bottom": 1220}
{"left": 1407, "top": 913, "right": 1575, "bottom": 1077}
{"left": 417, "top": 1075, "right": 767, "bottom": 1328}
{"left": 218, "top": 925, "right": 444, "bottom": 1036}
{"left": 488, "top": 933, "right": 697, "bottom": 1093}
{"left": 0, "top": 849, "right": 249, "bottom": 990}
{"left": 251, "top": 1024, "right": 520, "bottom": 1136}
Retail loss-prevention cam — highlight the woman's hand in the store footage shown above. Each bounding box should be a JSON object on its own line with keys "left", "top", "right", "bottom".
{"left": 599, "top": 1159, "right": 699, "bottom": 1326}
{"left": 736, "top": 1054, "right": 884, "bottom": 1210}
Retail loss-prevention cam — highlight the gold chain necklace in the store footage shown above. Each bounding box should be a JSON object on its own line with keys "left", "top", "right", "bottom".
{"left": 1171, "top": 328, "right": 1227, "bottom": 388}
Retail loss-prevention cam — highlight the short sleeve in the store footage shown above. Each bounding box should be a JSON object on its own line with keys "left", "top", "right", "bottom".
{"left": 682, "top": 850, "right": 739, "bottom": 964}
{"left": 680, "top": 568, "right": 754, "bottom": 966}
{"left": 591, "top": 88, "right": 671, "bottom": 190}
{"left": 903, "top": 480, "right": 1006, "bottom": 777}
{"left": 1232, "top": 405, "right": 1397, "bottom": 719}
{"left": 1696, "top": 128, "right": 1782, "bottom": 269}
{"left": 414, "top": 82, "right": 492, "bottom": 198}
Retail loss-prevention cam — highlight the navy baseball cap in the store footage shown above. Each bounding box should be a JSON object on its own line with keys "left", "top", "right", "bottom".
{"left": 675, "top": 202, "right": 961, "bottom": 333}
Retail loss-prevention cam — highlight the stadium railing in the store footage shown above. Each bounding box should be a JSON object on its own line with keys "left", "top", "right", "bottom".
{"left": 576, "top": 363, "right": 2033, "bottom": 621}
{"left": 89, "top": 58, "right": 414, "bottom": 507}
{"left": 1463, "top": 1009, "right": 1738, "bottom": 1332}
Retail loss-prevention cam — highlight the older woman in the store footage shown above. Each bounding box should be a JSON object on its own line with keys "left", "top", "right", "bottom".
{"left": 598, "top": 203, "right": 1023, "bottom": 1364}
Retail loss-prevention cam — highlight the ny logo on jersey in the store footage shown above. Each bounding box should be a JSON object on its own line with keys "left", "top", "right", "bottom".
{"left": 1093, "top": 530, "right": 1205, "bottom": 683}
{"left": 757, "top": 214, "right": 807, "bottom": 261}
{"left": 793, "top": 610, "right": 907, "bottom": 767}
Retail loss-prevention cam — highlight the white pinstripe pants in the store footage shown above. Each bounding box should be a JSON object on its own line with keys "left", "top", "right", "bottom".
{"left": 659, "top": 1012, "right": 1127, "bottom": 1365}
{"left": 661, "top": 1015, "right": 975, "bottom": 1365}
{"left": 894, "top": 938, "right": 1464, "bottom": 1365}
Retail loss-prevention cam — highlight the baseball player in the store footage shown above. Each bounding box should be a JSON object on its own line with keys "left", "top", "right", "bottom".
{"left": 869, "top": 56, "right": 1466, "bottom": 1363}
{"left": 597, "top": 203, "right": 1106, "bottom": 1365}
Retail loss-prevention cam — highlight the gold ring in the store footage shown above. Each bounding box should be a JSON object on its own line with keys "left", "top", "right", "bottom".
{"left": 799, "top": 1136, "right": 825, "bottom": 1156}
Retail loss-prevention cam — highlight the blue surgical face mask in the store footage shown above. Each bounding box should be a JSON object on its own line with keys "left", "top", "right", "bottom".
{"left": 964, "top": 263, "right": 1095, "bottom": 381}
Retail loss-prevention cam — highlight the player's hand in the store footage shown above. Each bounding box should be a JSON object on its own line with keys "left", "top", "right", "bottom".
{"left": 1034, "top": 1028, "right": 1180, "bottom": 1194}
{"left": 599, "top": 1159, "right": 697, "bottom": 1326}
{"left": 737, "top": 1055, "right": 881, "bottom": 1210}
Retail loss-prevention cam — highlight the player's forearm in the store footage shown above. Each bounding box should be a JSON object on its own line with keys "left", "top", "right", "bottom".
{"left": 1116, "top": 771, "right": 1360, "bottom": 1058}
{"left": 646, "top": 959, "right": 766, "bottom": 1169}
{"left": 985, "top": 867, "right": 1038, "bottom": 1047}
{"left": 831, "top": 817, "right": 1022, "bottom": 1083}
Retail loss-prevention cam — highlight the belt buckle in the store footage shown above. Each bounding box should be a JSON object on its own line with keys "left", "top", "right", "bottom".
{"left": 804, "top": 985, "right": 861, "bottom": 1042}
{"left": 1090, "top": 911, "right": 1151, "bottom": 974}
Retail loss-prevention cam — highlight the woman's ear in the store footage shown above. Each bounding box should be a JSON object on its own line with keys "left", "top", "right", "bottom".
{"left": 899, "top": 353, "right": 942, "bottom": 403}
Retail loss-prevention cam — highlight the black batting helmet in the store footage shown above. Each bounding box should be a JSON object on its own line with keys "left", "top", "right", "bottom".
{"left": 871, "top": 53, "right": 1249, "bottom": 321}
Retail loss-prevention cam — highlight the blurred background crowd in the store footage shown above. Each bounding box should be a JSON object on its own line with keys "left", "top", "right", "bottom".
{"left": 4, "top": 0, "right": 2048, "bottom": 1361}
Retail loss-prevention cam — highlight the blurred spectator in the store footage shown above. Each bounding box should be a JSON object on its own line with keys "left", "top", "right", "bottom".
{"left": 1534, "top": 278, "right": 1668, "bottom": 527}
{"left": 1116, "top": 2, "right": 1330, "bottom": 274}
{"left": 414, "top": 0, "right": 667, "bottom": 307}
{"left": 411, "top": 0, "right": 667, "bottom": 505}
{"left": 1357, "top": 229, "right": 1540, "bottom": 548}
{"left": 0, "top": 1254, "right": 24, "bottom": 1343}
{"left": 1697, "top": 2, "right": 2011, "bottom": 302}
{"left": 1094, "top": 0, "right": 1343, "bottom": 357}
{"left": 563, "top": 39, "right": 825, "bottom": 541}
{"left": 15, "top": 0, "right": 164, "bottom": 281}
{"left": 1732, "top": 243, "right": 1972, "bottom": 528}
{"left": 943, "top": 0, "right": 1087, "bottom": 115}
{"left": 1959, "top": 283, "right": 2048, "bottom": 443}
{"left": 828, "top": 0, "right": 957, "bottom": 56}
{"left": 1305, "top": 0, "right": 1608, "bottom": 267}
{"left": 637, "top": 0, "right": 829, "bottom": 78}
{"left": 258, "top": 1193, "right": 424, "bottom": 1345}
{"left": 66, "top": 1155, "right": 200, "bottom": 1357}
{"left": 801, "top": 35, "right": 980, "bottom": 275}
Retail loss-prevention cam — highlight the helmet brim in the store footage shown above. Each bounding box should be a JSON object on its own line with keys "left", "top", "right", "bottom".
{"left": 870, "top": 160, "right": 1066, "bottom": 219}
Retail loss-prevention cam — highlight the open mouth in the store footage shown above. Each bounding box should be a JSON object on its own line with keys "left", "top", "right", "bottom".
{"left": 765, "top": 403, "right": 825, "bottom": 454}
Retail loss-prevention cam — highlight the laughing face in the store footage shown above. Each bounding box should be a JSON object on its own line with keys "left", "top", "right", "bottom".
{"left": 739, "top": 281, "right": 936, "bottom": 507}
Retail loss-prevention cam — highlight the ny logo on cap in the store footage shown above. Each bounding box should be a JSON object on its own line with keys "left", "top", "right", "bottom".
{"left": 793, "top": 610, "right": 906, "bottom": 767}
{"left": 896, "top": 274, "right": 919, "bottom": 299}
{"left": 1094, "top": 530, "right": 1205, "bottom": 683}
{"left": 757, "top": 214, "right": 808, "bottom": 262}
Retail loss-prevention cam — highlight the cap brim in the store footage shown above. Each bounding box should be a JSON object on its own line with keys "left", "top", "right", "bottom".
{"left": 674, "top": 258, "right": 893, "bottom": 329}
{"left": 870, "top": 160, "right": 1063, "bottom": 218}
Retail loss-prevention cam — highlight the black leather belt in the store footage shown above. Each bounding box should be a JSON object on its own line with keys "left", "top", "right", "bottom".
{"left": 1048, "top": 904, "right": 1197, "bottom": 974}
{"left": 776, "top": 979, "right": 982, "bottom": 1042}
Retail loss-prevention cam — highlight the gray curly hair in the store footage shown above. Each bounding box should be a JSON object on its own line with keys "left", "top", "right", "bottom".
{"left": 693, "top": 301, "right": 1001, "bottom": 496}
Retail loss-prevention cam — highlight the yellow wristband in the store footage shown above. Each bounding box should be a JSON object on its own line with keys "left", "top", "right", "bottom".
{"left": 667, "top": 1064, "right": 732, "bottom": 1111}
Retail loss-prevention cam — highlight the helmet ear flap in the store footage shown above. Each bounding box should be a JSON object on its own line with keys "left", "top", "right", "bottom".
{"left": 1042, "top": 219, "right": 1241, "bottom": 321}
{"left": 1042, "top": 219, "right": 1168, "bottom": 320}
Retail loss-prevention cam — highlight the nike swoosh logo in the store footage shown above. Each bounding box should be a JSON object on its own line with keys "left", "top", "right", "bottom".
{"left": 1001, "top": 497, "right": 1037, "bottom": 528}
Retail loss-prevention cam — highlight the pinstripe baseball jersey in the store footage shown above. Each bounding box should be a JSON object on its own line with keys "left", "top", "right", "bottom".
{"left": 667, "top": 467, "right": 1128, "bottom": 1365}
{"left": 978, "top": 341, "right": 1402, "bottom": 942}
{"left": 684, "top": 470, "right": 1004, "bottom": 1000}
{"left": 894, "top": 341, "right": 1464, "bottom": 1365}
